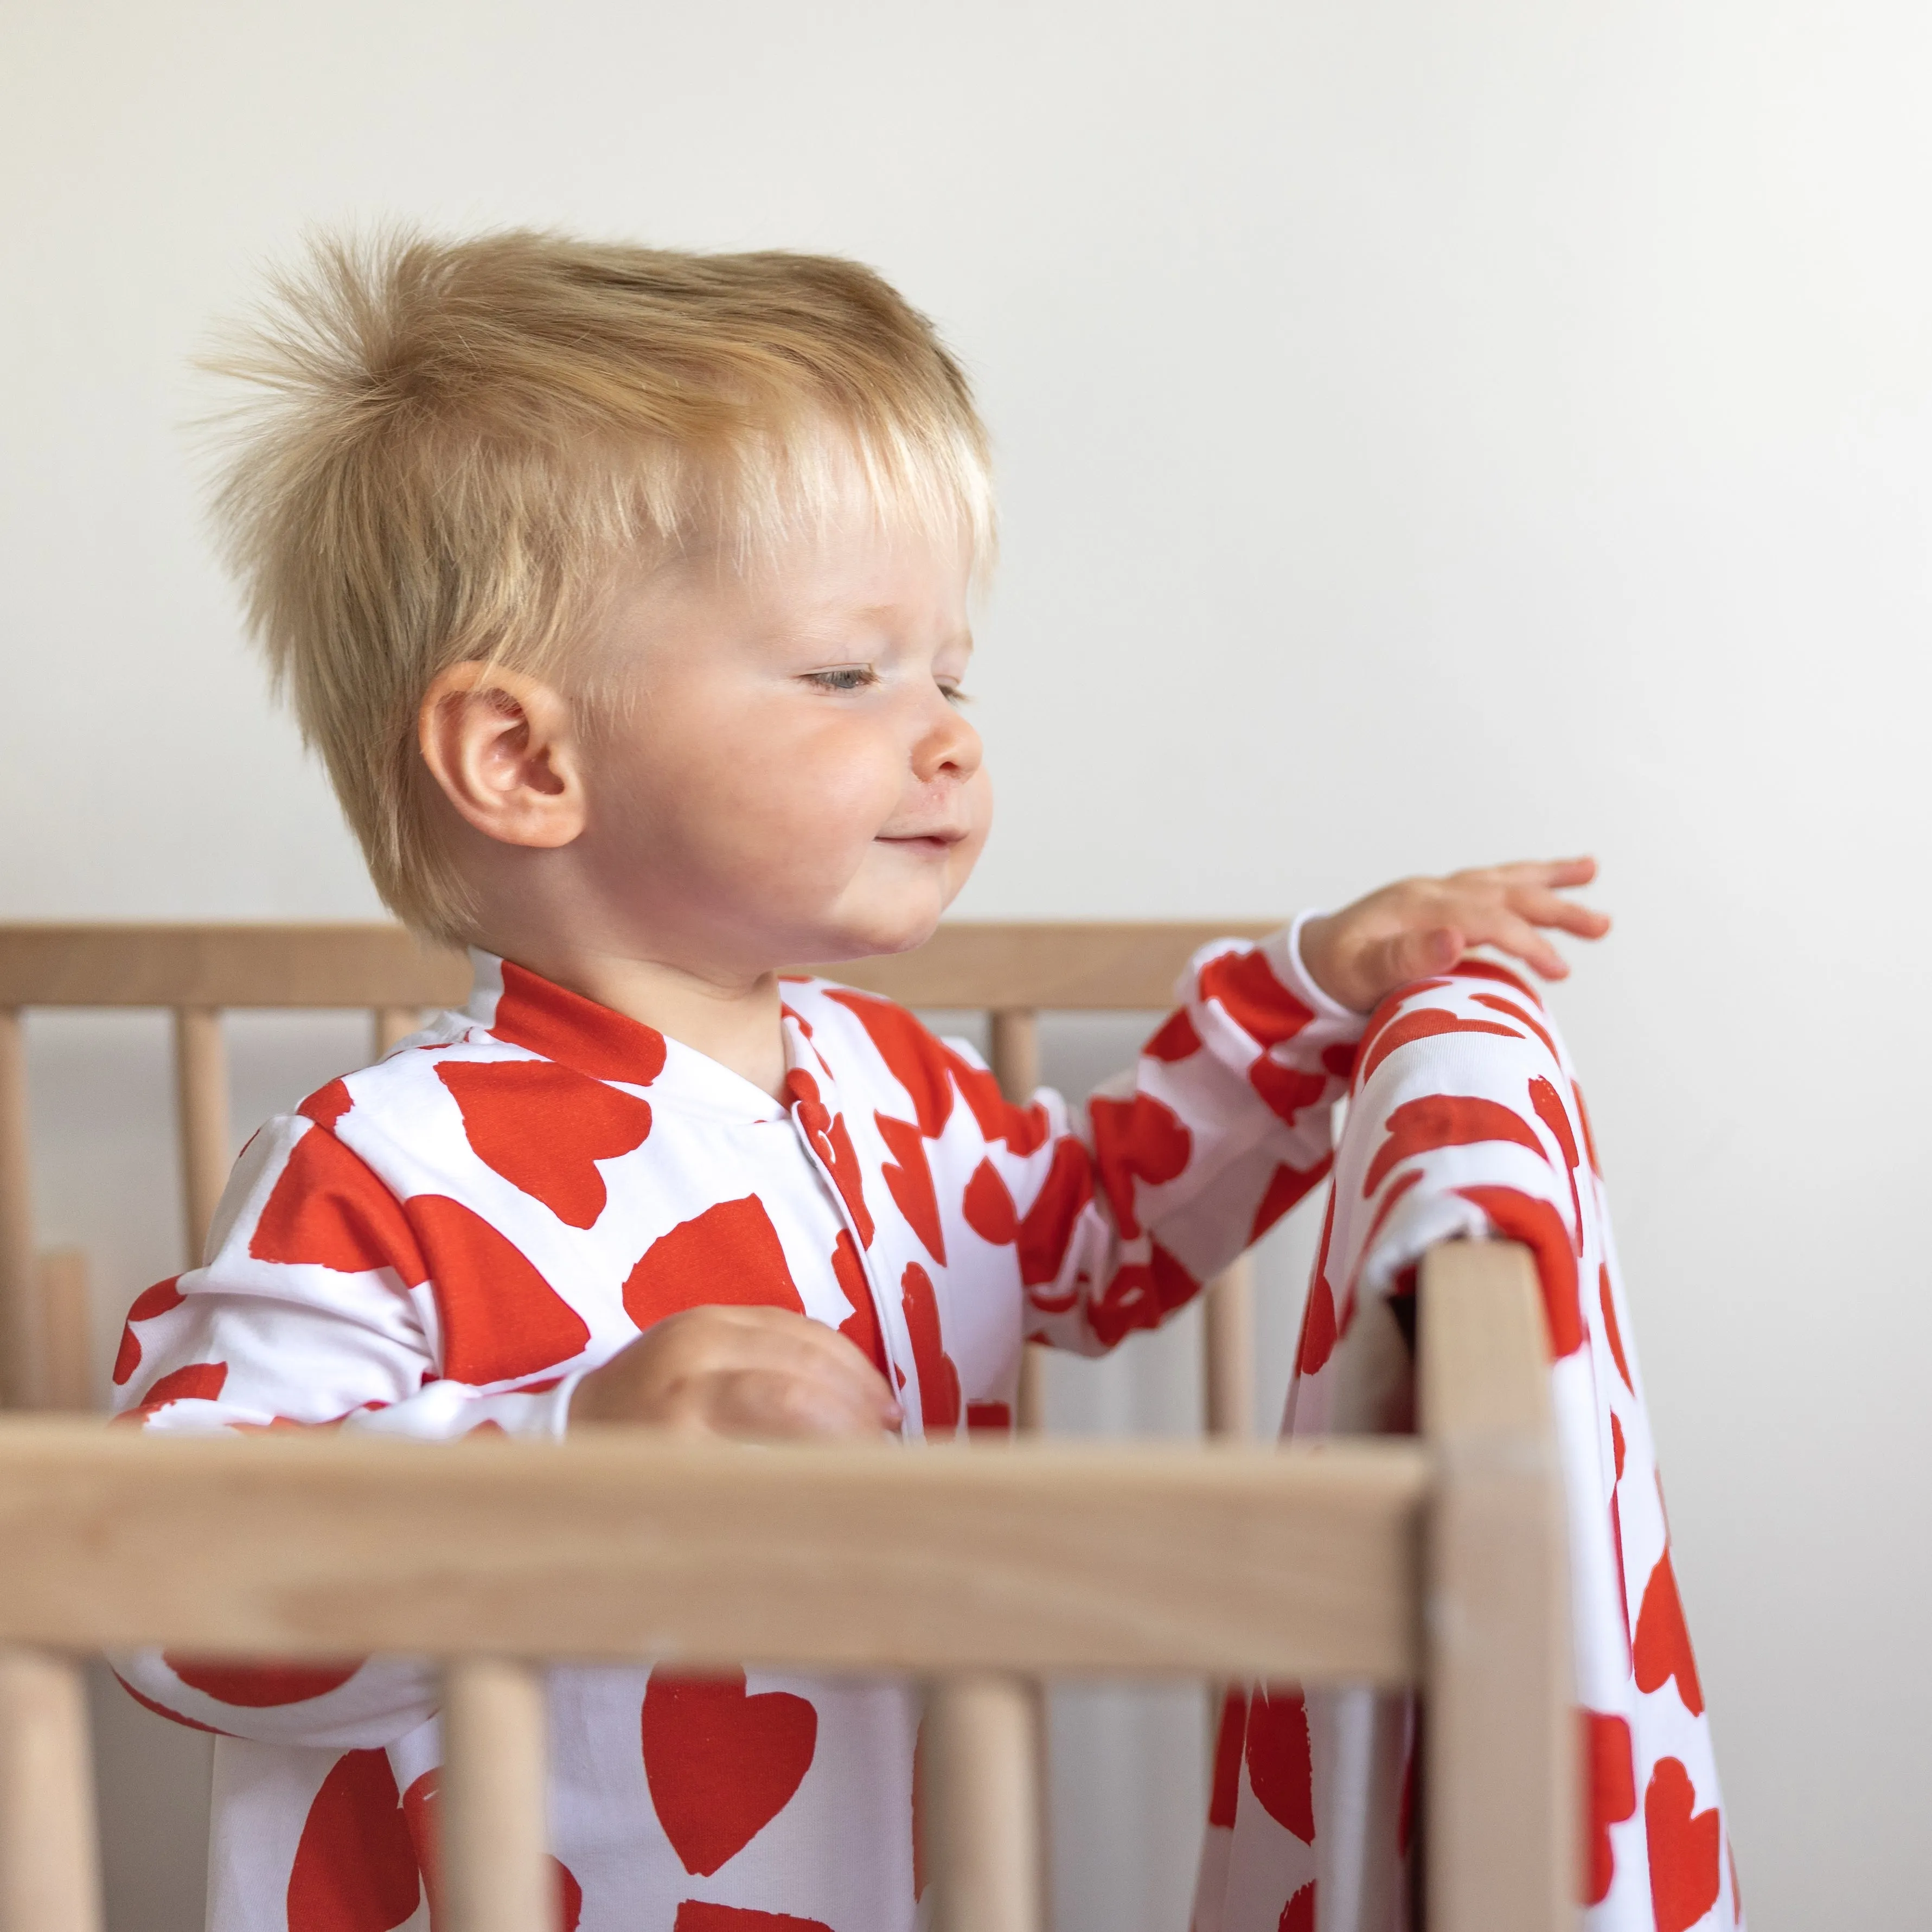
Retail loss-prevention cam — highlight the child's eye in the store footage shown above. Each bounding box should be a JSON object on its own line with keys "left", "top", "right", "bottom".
{"left": 804, "top": 667, "right": 878, "bottom": 693}
{"left": 939, "top": 682, "right": 971, "bottom": 706}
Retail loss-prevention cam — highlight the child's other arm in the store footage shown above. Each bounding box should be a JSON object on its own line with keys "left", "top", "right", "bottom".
{"left": 107, "top": 1111, "right": 557, "bottom": 1747}
{"left": 1006, "top": 859, "right": 1608, "bottom": 1356}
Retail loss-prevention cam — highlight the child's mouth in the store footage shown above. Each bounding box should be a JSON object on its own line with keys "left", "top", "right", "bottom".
{"left": 876, "top": 833, "right": 959, "bottom": 859}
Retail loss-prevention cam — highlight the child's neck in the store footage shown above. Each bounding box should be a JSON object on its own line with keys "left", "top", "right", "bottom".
{"left": 497, "top": 940, "right": 791, "bottom": 1102}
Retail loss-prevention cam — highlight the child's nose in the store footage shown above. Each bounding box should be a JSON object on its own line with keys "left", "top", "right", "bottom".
{"left": 912, "top": 693, "right": 982, "bottom": 785}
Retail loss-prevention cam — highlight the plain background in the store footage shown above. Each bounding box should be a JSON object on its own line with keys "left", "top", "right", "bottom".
{"left": 5, "top": 2, "right": 1929, "bottom": 1925}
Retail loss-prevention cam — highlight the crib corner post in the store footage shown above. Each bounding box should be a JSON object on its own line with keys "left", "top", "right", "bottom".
{"left": 1419, "top": 1238, "right": 1577, "bottom": 1932}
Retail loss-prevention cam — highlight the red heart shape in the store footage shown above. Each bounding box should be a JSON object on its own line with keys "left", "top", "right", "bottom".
{"left": 1278, "top": 1884, "right": 1316, "bottom": 1932}
{"left": 1089, "top": 1093, "right": 1192, "bottom": 1238}
{"left": 286, "top": 1749, "right": 420, "bottom": 1932}
{"left": 674, "top": 1909, "right": 833, "bottom": 1931}
{"left": 1633, "top": 1548, "right": 1706, "bottom": 1716}
{"left": 642, "top": 1669, "right": 817, "bottom": 1877}
{"left": 1243, "top": 1687, "right": 1314, "bottom": 1843}
{"left": 1582, "top": 1710, "right": 1636, "bottom": 1905}
{"left": 1644, "top": 1757, "right": 1721, "bottom": 1932}
{"left": 437, "top": 1061, "right": 652, "bottom": 1229}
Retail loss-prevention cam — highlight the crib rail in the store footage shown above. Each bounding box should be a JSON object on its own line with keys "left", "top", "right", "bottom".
{"left": 0, "top": 1241, "right": 1572, "bottom": 1930}
{"left": 0, "top": 1428, "right": 1425, "bottom": 1675}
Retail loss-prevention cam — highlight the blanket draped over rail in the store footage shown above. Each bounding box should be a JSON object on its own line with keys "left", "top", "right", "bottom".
{"left": 1191, "top": 962, "right": 1741, "bottom": 1932}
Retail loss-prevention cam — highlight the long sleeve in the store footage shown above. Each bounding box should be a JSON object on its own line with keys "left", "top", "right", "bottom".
{"left": 956, "top": 917, "right": 1365, "bottom": 1357}
{"left": 108, "top": 1105, "right": 576, "bottom": 1748}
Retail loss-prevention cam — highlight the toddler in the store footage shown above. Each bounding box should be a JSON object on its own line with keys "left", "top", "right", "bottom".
{"left": 112, "top": 229, "right": 1605, "bottom": 1932}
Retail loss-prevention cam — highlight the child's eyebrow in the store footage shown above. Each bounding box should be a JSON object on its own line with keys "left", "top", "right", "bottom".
{"left": 785, "top": 607, "right": 975, "bottom": 656}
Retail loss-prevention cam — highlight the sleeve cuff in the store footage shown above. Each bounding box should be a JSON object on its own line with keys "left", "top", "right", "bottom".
{"left": 1277, "top": 910, "right": 1365, "bottom": 1031}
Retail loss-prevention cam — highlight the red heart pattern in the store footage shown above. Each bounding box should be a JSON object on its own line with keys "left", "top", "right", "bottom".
{"left": 673, "top": 1907, "right": 834, "bottom": 1931}
{"left": 875, "top": 1111, "right": 945, "bottom": 1262}
{"left": 438, "top": 1059, "right": 652, "bottom": 1227}
{"left": 1361, "top": 1093, "right": 1546, "bottom": 1198}
{"left": 1633, "top": 1547, "right": 1706, "bottom": 1716}
{"left": 1250, "top": 1157, "right": 1328, "bottom": 1242}
{"left": 1645, "top": 1757, "right": 1722, "bottom": 1932}
{"left": 899, "top": 1262, "right": 961, "bottom": 1432}
{"left": 1197, "top": 962, "right": 1736, "bottom": 1932}
{"left": 286, "top": 1750, "right": 419, "bottom": 1932}
{"left": 164, "top": 1656, "right": 361, "bottom": 1707}
{"left": 250, "top": 1127, "right": 428, "bottom": 1282}
{"left": 1244, "top": 1688, "right": 1314, "bottom": 1843}
{"left": 829, "top": 1228, "right": 885, "bottom": 1372}
{"left": 624, "top": 1195, "right": 804, "bottom": 1329}
{"left": 1584, "top": 1710, "right": 1637, "bottom": 1905}
{"left": 116, "top": 938, "right": 1717, "bottom": 1931}
{"left": 1089, "top": 1092, "right": 1191, "bottom": 1238}
{"left": 1207, "top": 1690, "right": 1249, "bottom": 1828}
{"left": 642, "top": 1669, "right": 818, "bottom": 1877}
{"left": 112, "top": 1274, "right": 183, "bottom": 1386}
{"left": 405, "top": 1194, "right": 590, "bottom": 1385}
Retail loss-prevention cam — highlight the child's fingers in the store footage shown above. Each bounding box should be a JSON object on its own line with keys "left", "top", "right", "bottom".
{"left": 714, "top": 1366, "right": 893, "bottom": 1441}
{"left": 770, "top": 1314, "right": 904, "bottom": 1421}
{"left": 1504, "top": 886, "right": 1612, "bottom": 938}
{"left": 726, "top": 1311, "right": 900, "bottom": 1421}
{"left": 1463, "top": 910, "right": 1573, "bottom": 980}
{"left": 580, "top": 1305, "right": 902, "bottom": 1437}
{"left": 1478, "top": 855, "right": 1597, "bottom": 890}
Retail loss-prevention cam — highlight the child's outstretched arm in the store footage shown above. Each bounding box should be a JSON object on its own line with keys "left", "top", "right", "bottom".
{"left": 1298, "top": 857, "right": 1609, "bottom": 1013}
{"left": 999, "top": 857, "right": 1608, "bottom": 1356}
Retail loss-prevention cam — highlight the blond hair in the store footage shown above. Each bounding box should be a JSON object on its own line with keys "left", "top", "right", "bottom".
{"left": 202, "top": 227, "right": 995, "bottom": 943}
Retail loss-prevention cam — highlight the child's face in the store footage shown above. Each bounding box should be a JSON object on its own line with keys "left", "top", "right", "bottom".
{"left": 574, "top": 509, "right": 989, "bottom": 976}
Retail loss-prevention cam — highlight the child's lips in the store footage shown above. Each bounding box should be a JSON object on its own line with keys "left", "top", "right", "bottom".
{"left": 876, "top": 829, "right": 963, "bottom": 858}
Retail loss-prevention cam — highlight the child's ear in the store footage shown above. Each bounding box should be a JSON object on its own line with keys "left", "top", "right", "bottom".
{"left": 417, "top": 663, "right": 586, "bottom": 849}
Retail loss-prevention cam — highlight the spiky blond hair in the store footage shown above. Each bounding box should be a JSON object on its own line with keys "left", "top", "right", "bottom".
{"left": 203, "top": 227, "right": 994, "bottom": 942}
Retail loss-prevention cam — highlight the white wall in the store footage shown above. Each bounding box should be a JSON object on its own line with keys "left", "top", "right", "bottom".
{"left": 5, "top": 3, "right": 1930, "bottom": 1926}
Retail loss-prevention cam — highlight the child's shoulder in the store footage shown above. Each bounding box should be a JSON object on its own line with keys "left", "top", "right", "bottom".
{"left": 286, "top": 1006, "right": 542, "bottom": 1140}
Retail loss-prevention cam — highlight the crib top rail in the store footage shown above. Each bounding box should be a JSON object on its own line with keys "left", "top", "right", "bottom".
{"left": 0, "top": 919, "right": 1278, "bottom": 1013}
{"left": 0, "top": 1422, "right": 1425, "bottom": 1682}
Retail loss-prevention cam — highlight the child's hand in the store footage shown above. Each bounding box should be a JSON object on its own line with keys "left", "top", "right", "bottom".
{"left": 1298, "top": 857, "right": 1610, "bottom": 1014}
{"left": 567, "top": 1304, "right": 903, "bottom": 1441}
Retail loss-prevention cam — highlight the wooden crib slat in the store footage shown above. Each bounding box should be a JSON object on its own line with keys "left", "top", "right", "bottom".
{"left": 1013, "top": 1346, "right": 1047, "bottom": 1437}
{"left": 372, "top": 1006, "right": 421, "bottom": 1057}
{"left": 920, "top": 1674, "right": 1044, "bottom": 1932}
{"left": 988, "top": 1008, "right": 1039, "bottom": 1103}
{"left": 1419, "top": 1240, "right": 1576, "bottom": 1932}
{"left": 441, "top": 1658, "right": 553, "bottom": 1932}
{"left": 37, "top": 1250, "right": 92, "bottom": 1414}
{"left": 0, "top": 1647, "right": 103, "bottom": 1932}
{"left": 988, "top": 1010, "right": 1046, "bottom": 1435}
{"left": 0, "top": 1012, "right": 42, "bottom": 1411}
{"left": 171, "top": 1008, "right": 230, "bottom": 1266}
{"left": 1202, "top": 1255, "right": 1255, "bottom": 1442}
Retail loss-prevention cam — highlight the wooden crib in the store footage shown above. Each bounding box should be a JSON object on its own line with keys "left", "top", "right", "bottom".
{"left": 0, "top": 922, "right": 1578, "bottom": 1931}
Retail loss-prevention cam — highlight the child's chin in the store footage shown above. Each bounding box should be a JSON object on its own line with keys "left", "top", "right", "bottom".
{"left": 808, "top": 905, "right": 944, "bottom": 965}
